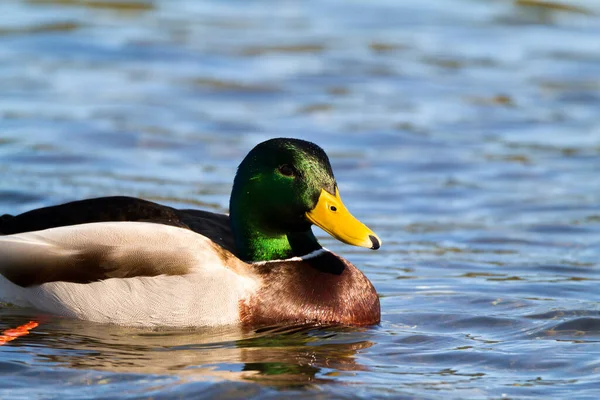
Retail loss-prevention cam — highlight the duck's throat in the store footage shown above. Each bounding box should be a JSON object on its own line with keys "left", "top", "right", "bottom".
{"left": 231, "top": 220, "right": 322, "bottom": 262}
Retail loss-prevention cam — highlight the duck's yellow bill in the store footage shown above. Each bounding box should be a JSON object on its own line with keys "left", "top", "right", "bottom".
{"left": 306, "top": 188, "right": 381, "bottom": 250}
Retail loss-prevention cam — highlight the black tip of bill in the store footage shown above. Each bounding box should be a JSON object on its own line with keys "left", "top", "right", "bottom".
{"left": 369, "top": 235, "right": 380, "bottom": 250}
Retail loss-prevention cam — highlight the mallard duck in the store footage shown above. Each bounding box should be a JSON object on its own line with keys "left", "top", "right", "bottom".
{"left": 0, "top": 138, "right": 381, "bottom": 328}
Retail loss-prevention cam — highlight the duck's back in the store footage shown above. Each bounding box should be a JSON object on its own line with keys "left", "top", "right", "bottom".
{"left": 0, "top": 196, "right": 236, "bottom": 253}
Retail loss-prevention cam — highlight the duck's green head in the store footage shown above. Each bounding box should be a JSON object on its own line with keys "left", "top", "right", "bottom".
{"left": 229, "top": 138, "right": 381, "bottom": 262}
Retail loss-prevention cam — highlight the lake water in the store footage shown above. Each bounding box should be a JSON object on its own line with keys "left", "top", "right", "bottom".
{"left": 1, "top": 0, "right": 600, "bottom": 398}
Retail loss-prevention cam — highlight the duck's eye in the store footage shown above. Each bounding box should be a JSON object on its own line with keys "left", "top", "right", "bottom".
{"left": 278, "top": 164, "right": 296, "bottom": 178}
{"left": 330, "top": 205, "right": 337, "bottom": 212}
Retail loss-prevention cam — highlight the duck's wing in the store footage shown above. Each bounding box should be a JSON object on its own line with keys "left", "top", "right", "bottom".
{"left": 0, "top": 222, "right": 237, "bottom": 287}
{"left": 0, "top": 196, "right": 237, "bottom": 253}
{"left": 177, "top": 209, "right": 236, "bottom": 253}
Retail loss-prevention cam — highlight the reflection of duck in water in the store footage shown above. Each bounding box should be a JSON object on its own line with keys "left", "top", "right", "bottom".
{"left": 0, "top": 139, "right": 382, "bottom": 328}
{"left": 12, "top": 316, "right": 372, "bottom": 384}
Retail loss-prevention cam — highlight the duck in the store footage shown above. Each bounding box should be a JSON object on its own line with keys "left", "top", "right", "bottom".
{"left": 0, "top": 138, "right": 382, "bottom": 328}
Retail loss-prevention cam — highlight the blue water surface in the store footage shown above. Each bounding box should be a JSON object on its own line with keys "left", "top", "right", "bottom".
{"left": 1, "top": 0, "right": 600, "bottom": 398}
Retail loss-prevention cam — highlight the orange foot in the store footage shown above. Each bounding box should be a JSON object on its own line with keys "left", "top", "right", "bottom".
{"left": 0, "top": 321, "right": 39, "bottom": 346}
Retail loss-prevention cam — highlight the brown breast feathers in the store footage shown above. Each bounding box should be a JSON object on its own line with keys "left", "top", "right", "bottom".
{"left": 240, "top": 251, "right": 380, "bottom": 327}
